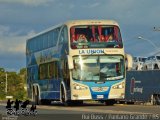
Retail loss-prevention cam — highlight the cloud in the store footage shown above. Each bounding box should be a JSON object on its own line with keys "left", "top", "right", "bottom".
{"left": 0, "top": 25, "right": 36, "bottom": 71}
{"left": 0, "top": 52, "right": 26, "bottom": 72}
{"left": 0, "top": 0, "right": 54, "bottom": 6}
{"left": 0, "top": 25, "right": 36, "bottom": 54}
{"left": 0, "top": 25, "right": 10, "bottom": 36}
{"left": 0, "top": 25, "right": 36, "bottom": 70}
{"left": 86, "top": 2, "right": 101, "bottom": 8}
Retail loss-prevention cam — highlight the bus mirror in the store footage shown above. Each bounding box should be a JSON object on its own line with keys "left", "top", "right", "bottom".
{"left": 67, "top": 55, "right": 74, "bottom": 69}
{"left": 125, "top": 54, "right": 133, "bottom": 71}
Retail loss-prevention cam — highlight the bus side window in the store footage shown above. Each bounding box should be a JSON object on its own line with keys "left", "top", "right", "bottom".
{"left": 39, "top": 64, "right": 43, "bottom": 80}
{"left": 59, "top": 26, "right": 68, "bottom": 44}
{"left": 52, "top": 61, "right": 59, "bottom": 79}
{"left": 59, "top": 30, "right": 64, "bottom": 44}
{"left": 48, "top": 63, "right": 53, "bottom": 79}
{"left": 63, "top": 26, "right": 68, "bottom": 43}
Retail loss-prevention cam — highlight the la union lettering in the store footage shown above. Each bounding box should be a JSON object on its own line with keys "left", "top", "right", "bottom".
{"left": 79, "top": 49, "right": 104, "bottom": 55}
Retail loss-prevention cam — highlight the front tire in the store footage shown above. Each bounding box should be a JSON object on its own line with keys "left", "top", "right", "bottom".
{"left": 105, "top": 99, "right": 116, "bottom": 106}
{"left": 41, "top": 99, "right": 51, "bottom": 105}
{"left": 72, "top": 100, "right": 83, "bottom": 106}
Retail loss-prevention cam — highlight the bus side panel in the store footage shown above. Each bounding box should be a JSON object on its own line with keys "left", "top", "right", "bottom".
{"left": 39, "top": 79, "right": 61, "bottom": 100}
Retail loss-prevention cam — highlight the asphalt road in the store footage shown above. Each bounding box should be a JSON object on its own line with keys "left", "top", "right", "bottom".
{"left": 0, "top": 102, "right": 160, "bottom": 120}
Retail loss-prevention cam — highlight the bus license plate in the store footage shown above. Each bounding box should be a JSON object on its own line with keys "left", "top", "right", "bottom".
{"left": 97, "top": 95, "right": 104, "bottom": 99}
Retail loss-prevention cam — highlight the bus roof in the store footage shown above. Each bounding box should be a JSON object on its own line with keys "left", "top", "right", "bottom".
{"left": 65, "top": 20, "right": 119, "bottom": 27}
{"left": 27, "top": 19, "right": 119, "bottom": 42}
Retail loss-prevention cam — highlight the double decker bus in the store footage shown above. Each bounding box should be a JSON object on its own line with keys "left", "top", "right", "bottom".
{"left": 26, "top": 20, "right": 131, "bottom": 105}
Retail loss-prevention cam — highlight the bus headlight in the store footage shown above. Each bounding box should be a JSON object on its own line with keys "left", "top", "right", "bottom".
{"left": 112, "top": 82, "right": 124, "bottom": 89}
{"left": 73, "top": 83, "right": 88, "bottom": 90}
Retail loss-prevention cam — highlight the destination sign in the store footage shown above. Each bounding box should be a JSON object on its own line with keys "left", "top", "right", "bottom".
{"left": 79, "top": 49, "right": 104, "bottom": 54}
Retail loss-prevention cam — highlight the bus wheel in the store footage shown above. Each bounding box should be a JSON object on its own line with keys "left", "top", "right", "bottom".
{"left": 77, "top": 100, "right": 83, "bottom": 105}
{"left": 73, "top": 100, "right": 83, "bottom": 106}
{"left": 41, "top": 99, "right": 51, "bottom": 105}
{"left": 105, "top": 100, "right": 115, "bottom": 106}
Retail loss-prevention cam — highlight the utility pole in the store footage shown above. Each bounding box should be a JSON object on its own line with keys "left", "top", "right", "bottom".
{"left": 5, "top": 73, "right": 7, "bottom": 93}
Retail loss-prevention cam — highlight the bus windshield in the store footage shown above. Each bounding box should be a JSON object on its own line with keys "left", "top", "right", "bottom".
{"left": 72, "top": 55, "right": 124, "bottom": 81}
{"left": 70, "top": 25, "right": 123, "bottom": 49}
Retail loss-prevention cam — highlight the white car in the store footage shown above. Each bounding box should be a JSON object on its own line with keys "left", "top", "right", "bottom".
{"left": 132, "top": 56, "right": 146, "bottom": 70}
{"left": 143, "top": 56, "right": 160, "bottom": 70}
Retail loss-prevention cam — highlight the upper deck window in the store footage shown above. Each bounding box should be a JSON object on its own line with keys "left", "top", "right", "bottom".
{"left": 70, "top": 25, "right": 123, "bottom": 49}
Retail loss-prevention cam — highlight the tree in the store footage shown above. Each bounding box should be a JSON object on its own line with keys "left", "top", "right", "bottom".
{"left": 18, "top": 68, "right": 27, "bottom": 99}
{"left": 0, "top": 67, "right": 6, "bottom": 99}
{"left": 0, "top": 67, "right": 5, "bottom": 72}
{"left": 0, "top": 67, "right": 27, "bottom": 100}
{"left": 19, "top": 68, "right": 26, "bottom": 75}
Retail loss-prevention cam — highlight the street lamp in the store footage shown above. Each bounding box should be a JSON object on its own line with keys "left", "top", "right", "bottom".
{"left": 138, "top": 36, "right": 159, "bottom": 50}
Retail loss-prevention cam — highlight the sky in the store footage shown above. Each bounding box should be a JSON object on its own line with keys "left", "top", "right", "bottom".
{"left": 0, "top": 0, "right": 160, "bottom": 71}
